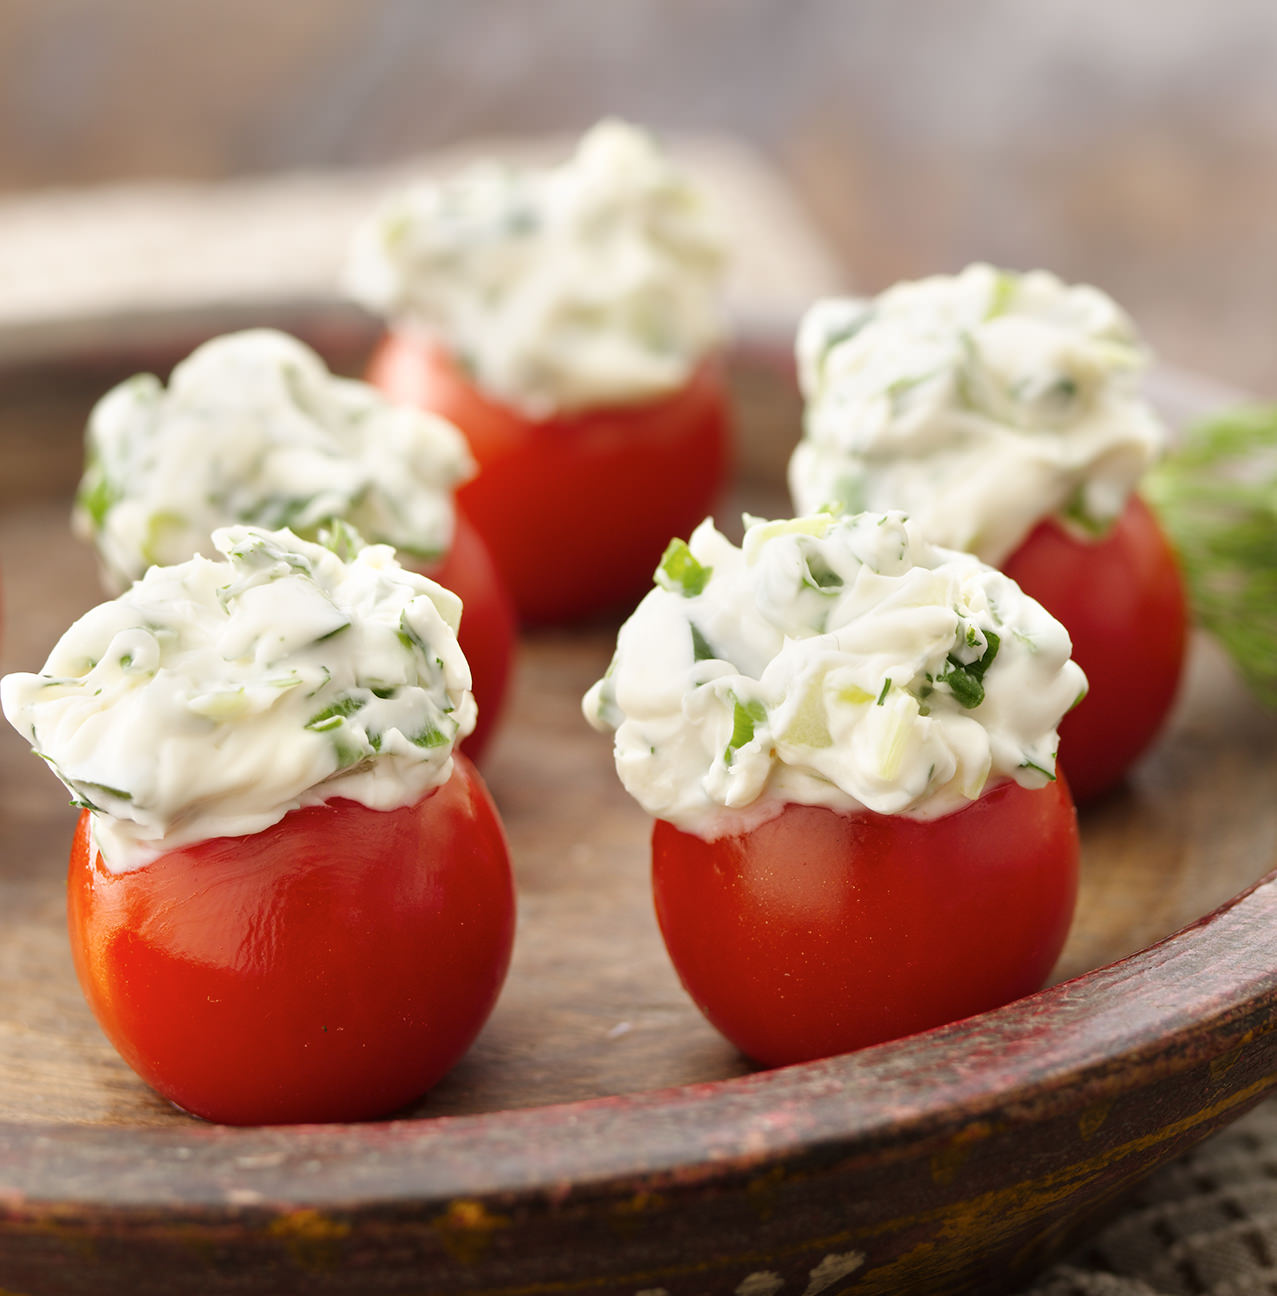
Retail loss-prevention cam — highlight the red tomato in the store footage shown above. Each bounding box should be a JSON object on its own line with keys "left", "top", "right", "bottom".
{"left": 1002, "top": 493, "right": 1187, "bottom": 803}
{"left": 67, "top": 754, "right": 514, "bottom": 1125}
{"left": 652, "top": 776, "right": 1078, "bottom": 1067}
{"left": 413, "top": 511, "right": 517, "bottom": 763}
{"left": 367, "top": 332, "right": 731, "bottom": 624}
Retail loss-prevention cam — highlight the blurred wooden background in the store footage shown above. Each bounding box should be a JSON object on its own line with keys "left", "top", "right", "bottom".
{"left": 1, "top": 0, "right": 1275, "bottom": 395}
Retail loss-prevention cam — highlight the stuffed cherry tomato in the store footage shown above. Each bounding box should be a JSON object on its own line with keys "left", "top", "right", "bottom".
{"left": 1003, "top": 493, "right": 1187, "bottom": 802}
{"left": 585, "top": 511, "right": 1086, "bottom": 1066}
{"left": 348, "top": 120, "right": 731, "bottom": 624}
{"left": 790, "top": 265, "right": 1188, "bottom": 800}
{"left": 653, "top": 777, "right": 1077, "bottom": 1065}
{"left": 370, "top": 335, "right": 729, "bottom": 623}
{"left": 2, "top": 526, "right": 514, "bottom": 1124}
{"left": 73, "top": 329, "right": 515, "bottom": 761}
{"left": 67, "top": 755, "right": 512, "bottom": 1126}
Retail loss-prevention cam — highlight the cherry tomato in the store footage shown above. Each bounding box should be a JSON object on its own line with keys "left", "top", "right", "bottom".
{"left": 651, "top": 776, "right": 1078, "bottom": 1067}
{"left": 1002, "top": 493, "right": 1187, "bottom": 803}
{"left": 68, "top": 754, "right": 514, "bottom": 1125}
{"left": 413, "top": 511, "right": 517, "bottom": 763}
{"left": 367, "top": 332, "right": 731, "bottom": 624}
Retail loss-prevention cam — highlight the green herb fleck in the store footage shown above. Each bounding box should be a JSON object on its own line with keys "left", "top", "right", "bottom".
{"left": 305, "top": 666, "right": 332, "bottom": 698}
{"left": 319, "top": 519, "right": 365, "bottom": 563}
{"left": 332, "top": 731, "right": 370, "bottom": 770}
{"left": 70, "top": 780, "right": 135, "bottom": 813}
{"left": 818, "top": 309, "right": 876, "bottom": 366}
{"left": 1058, "top": 485, "right": 1113, "bottom": 539}
{"left": 939, "top": 629, "right": 1001, "bottom": 709}
{"left": 886, "top": 369, "right": 939, "bottom": 414}
{"left": 689, "top": 622, "right": 717, "bottom": 663}
{"left": 305, "top": 695, "right": 365, "bottom": 733}
{"left": 1020, "top": 757, "right": 1058, "bottom": 781}
{"left": 1046, "top": 375, "right": 1078, "bottom": 405}
{"left": 76, "top": 465, "right": 120, "bottom": 532}
{"left": 724, "top": 695, "right": 767, "bottom": 766}
{"left": 398, "top": 611, "right": 431, "bottom": 656}
{"left": 802, "top": 551, "right": 844, "bottom": 591}
{"left": 410, "top": 725, "right": 450, "bottom": 750}
{"left": 656, "top": 539, "right": 713, "bottom": 598}
{"left": 985, "top": 269, "right": 1019, "bottom": 320}
{"left": 313, "top": 621, "right": 351, "bottom": 644}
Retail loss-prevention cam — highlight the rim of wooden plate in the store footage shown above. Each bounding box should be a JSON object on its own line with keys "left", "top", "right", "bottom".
{"left": 3, "top": 863, "right": 1275, "bottom": 1216}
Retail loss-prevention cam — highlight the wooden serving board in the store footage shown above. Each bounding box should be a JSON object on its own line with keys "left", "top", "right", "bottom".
{"left": 1, "top": 504, "right": 1274, "bottom": 1127}
{"left": 1, "top": 350, "right": 1275, "bottom": 1295}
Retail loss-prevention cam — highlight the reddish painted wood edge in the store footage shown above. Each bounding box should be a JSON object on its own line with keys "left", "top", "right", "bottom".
{"left": 1, "top": 867, "right": 1275, "bottom": 1295}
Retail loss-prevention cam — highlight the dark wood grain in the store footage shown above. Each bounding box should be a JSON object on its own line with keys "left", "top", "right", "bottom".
{"left": 0, "top": 354, "right": 1275, "bottom": 1293}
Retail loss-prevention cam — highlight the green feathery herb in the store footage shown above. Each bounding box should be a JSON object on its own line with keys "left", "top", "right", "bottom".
{"left": 1143, "top": 406, "right": 1277, "bottom": 707}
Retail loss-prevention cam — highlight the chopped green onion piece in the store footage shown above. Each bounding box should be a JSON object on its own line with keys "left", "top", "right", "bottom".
{"left": 398, "top": 611, "right": 430, "bottom": 656}
{"left": 748, "top": 514, "right": 838, "bottom": 547}
{"left": 305, "top": 695, "right": 365, "bottom": 732}
{"left": 656, "top": 539, "right": 713, "bottom": 597}
{"left": 332, "top": 732, "right": 370, "bottom": 770}
{"left": 724, "top": 696, "right": 767, "bottom": 766}
{"left": 689, "top": 622, "right": 717, "bottom": 662}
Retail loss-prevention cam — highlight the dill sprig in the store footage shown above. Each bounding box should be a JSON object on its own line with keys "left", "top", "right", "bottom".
{"left": 1143, "top": 406, "right": 1277, "bottom": 708}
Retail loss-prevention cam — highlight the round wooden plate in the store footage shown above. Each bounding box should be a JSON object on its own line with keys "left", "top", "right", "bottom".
{"left": 0, "top": 352, "right": 1274, "bottom": 1296}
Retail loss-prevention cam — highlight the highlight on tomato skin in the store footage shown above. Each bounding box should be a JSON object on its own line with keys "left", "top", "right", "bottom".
{"left": 368, "top": 332, "right": 732, "bottom": 625}
{"left": 1003, "top": 493, "right": 1188, "bottom": 803}
{"left": 67, "top": 754, "right": 515, "bottom": 1126}
{"left": 585, "top": 509, "right": 1089, "bottom": 1070}
{"left": 651, "top": 776, "right": 1079, "bottom": 1069}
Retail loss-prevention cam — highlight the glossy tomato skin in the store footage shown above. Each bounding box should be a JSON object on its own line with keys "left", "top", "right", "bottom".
{"left": 413, "top": 511, "right": 517, "bottom": 763}
{"left": 652, "top": 776, "right": 1079, "bottom": 1068}
{"left": 1002, "top": 493, "right": 1187, "bottom": 803}
{"left": 367, "top": 331, "right": 731, "bottom": 625}
{"left": 67, "top": 754, "right": 514, "bottom": 1125}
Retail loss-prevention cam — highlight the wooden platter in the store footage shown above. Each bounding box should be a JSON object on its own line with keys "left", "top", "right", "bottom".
{"left": 1, "top": 347, "right": 1275, "bottom": 1295}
